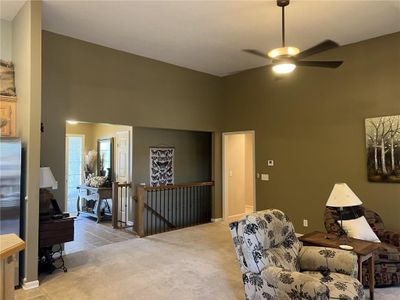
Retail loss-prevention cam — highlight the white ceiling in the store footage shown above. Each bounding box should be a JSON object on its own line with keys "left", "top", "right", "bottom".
{"left": 2, "top": 1, "right": 400, "bottom": 76}
{"left": 0, "top": 0, "right": 25, "bottom": 21}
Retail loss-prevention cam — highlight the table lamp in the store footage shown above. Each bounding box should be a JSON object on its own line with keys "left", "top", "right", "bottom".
{"left": 39, "top": 167, "right": 58, "bottom": 220}
{"left": 326, "top": 183, "right": 362, "bottom": 238}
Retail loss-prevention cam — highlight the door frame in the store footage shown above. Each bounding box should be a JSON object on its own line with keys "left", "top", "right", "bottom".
{"left": 65, "top": 134, "right": 85, "bottom": 212}
{"left": 222, "top": 130, "right": 256, "bottom": 221}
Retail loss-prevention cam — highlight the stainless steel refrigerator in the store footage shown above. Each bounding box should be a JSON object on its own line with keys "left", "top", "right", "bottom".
{"left": 0, "top": 137, "right": 22, "bottom": 285}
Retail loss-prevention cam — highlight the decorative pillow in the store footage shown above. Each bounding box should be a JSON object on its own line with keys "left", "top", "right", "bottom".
{"left": 340, "top": 216, "right": 380, "bottom": 243}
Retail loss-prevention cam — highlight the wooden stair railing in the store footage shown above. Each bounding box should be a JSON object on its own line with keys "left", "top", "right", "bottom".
{"left": 135, "top": 181, "right": 214, "bottom": 237}
{"left": 112, "top": 182, "right": 133, "bottom": 229}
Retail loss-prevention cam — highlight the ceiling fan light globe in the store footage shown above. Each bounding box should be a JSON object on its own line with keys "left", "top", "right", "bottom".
{"left": 272, "top": 63, "right": 296, "bottom": 74}
{"left": 267, "top": 46, "right": 300, "bottom": 58}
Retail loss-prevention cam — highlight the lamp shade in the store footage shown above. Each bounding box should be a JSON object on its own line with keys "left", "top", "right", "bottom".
{"left": 326, "top": 183, "right": 362, "bottom": 208}
{"left": 40, "top": 167, "right": 58, "bottom": 189}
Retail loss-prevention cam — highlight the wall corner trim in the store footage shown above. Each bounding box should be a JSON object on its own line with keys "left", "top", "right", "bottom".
{"left": 22, "top": 279, "right": 39, "bottom": 290}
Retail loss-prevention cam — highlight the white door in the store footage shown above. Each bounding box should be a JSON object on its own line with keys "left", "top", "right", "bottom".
{"left": 116, "top": 131, "right": 130, "bottom": 183}
{"left": 65, "top": 135, "right": 84, "bottom": 213}
{"left": 116, "top": 131, "right": 130, "bottom": 222}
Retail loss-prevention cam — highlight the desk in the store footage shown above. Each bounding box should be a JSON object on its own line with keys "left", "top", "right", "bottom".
{"left": 76, "top": 185, "right": 112, "bottom": 223}
{"left": 39, "top": 218, "right": 74, "bottom": 273}
{"left": 299, "top": 231, "right": 380, "bottom": 300}
{"left": 0, "top": 234, "right": 25, "bottom": 300}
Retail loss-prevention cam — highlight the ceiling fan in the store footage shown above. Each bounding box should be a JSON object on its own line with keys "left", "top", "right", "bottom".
{"left": 243, "top": 0, "right": 343, "bottom": 74}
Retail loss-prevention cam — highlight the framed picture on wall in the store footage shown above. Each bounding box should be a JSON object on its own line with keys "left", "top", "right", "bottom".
{"left": 149, "top": 147, "right": 174, "bottom": 186}
{"left": 365, "top": 114, "right": 400, "bottom": 183}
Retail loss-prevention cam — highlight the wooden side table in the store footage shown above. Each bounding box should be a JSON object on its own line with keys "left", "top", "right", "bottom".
{"left": 39, "top": 217, "right": 74, "bottom": 273}
{"left": 77, "top": 185, "right": 112, "bottom": 223}
{"left": 299, "top": 231, "right": 380, "bottom": 300}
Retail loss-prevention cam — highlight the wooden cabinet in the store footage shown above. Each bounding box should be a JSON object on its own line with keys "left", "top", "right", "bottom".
{"left": 39, "top": 218, "right": 74, "bottom": 248}
{"left": 0, "top": 96, "right": 16, "bottom": 137}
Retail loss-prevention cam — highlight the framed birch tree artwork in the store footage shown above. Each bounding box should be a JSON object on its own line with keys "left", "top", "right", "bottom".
{"left": 365, "top": 115, "right": 400, "bottom": 183}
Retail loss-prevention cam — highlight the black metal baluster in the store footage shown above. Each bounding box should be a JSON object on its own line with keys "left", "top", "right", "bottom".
{"left": 192, "top": 187, "right": 195, "bottom": 225}
{"left": 199, "top": 186, "right": 202, "bottom": 223}
{"left": 180, "top": 187, "right": 183, "bottom": 228}
{"left": 196, "top": 186, "right": 199, "bottom": 225}
{"left": 145, "top": 192, "right": 148, "bottom": 235}
{"left": 157, "top": 190, "right": 160, "bottom": 234}
{"left": 171, "top": 188, "right": 174, "bottom": 230}
{"left": 183, "top": 187, "right": 185, "bottom": 228}
{"left": 208, "top": 186, "right": 211, "bottom": 220}
{"left": 151, "top": 190, "right": 154, "bottom": 235}
{"left": 163, "top": 189, "right": 166, "bottom": 233}
{"left": 191, "top": 186, "right": 194, "bottom": 226}
{"left": 195, "top": 186, "right": 198, "bottom": 225}
{"left": 187, "top": 187, "right": 190, "bottom": 227}
{"left": 185, "top": 187, "right": 188, "bottom": 227}
{"left": 166, "top": 189, "right": 169, "bottom": 231}
{"left": 126, "top": 187, "right": 129, "bottom": 226}
{"left": 149, "top": 191, "right": 152, "bottom": 235}
{"left": 192, "top": 187, "right": 195, "bottom": 226}
{"left": 179, "top": 188, "right": 182, "bottom": 228}
{"left": 173, "top": 188, "right": 175, "bottom": 229}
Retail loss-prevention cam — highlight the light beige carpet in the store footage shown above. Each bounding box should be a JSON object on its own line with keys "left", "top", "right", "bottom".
{"left": 16, "top": 221, "right": 399, "bottom": 300}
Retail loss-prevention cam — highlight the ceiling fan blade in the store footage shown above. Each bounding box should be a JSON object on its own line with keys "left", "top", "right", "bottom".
{"left": 242, "top": 49, "right": 269, "bottom": 59}
{"left": 296, "top": 40, "right": 339, "bottom": 59}
{"left": 296, "top": 61, "right": 343, "bottom": 68}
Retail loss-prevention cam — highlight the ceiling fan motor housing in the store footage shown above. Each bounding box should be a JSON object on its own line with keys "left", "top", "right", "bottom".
{"left": 277, "top": 0, "right": 290, "bottom": 7}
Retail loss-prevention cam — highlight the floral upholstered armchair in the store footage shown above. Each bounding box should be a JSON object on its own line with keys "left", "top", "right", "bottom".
{"left": 325, "top": 206, "right": 400, "bottom": 287}
{"left": 230, "top": 209, "right": 364, "bottom": 300}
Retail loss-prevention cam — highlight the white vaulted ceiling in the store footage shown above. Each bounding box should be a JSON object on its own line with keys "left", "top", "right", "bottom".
{"left": 2, "top": 1, "right": 400, "bottom": 76}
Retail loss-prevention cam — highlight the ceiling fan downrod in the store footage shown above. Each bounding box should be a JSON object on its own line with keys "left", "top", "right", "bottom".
{"left": 277, "top": 0, "right": 290, "bottom": 47}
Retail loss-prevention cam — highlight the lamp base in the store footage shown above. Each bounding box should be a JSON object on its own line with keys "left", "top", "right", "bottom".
{"left": 40, "top": 188, "right": 53, "bottom": 221}
{"left": 334, "top": 231, "right": 350, "bottom": 243}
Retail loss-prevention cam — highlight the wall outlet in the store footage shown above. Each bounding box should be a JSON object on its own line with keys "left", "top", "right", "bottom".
{"left": 229, "top": 170, "right": 233, "bottom": 177}
{"left": 303, "top": 219, "right": 308, "bottom": 227}
{"left": 261, "top": 174, "right": 269, "bottom": 181}
{"left": 267, "top": 160, "right": 274, "bottom": 167}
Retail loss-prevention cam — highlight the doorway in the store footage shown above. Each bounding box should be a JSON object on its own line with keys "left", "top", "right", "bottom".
{"left": 64, "top": 121, "right": 135, "bottom": 254}
{"left": 65, "top": 134, "right": 84, "bottom": 214}
{"left": 223, "top": 131, "right": 256, "bottom": 221}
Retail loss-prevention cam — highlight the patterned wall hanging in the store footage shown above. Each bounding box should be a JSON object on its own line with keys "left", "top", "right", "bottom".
{"left": 365, "top": 114, "right": 400, "bottom": 183}
{"left": 150, "top": 147, "right": 175, "bottom": 186}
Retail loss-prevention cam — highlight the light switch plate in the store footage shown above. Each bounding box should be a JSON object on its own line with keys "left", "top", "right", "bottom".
{"left": 267, "top": 160, "right": 274, "bottom": 167}
{"left": 261, "top": 174, "right": 269, "bottom": 181}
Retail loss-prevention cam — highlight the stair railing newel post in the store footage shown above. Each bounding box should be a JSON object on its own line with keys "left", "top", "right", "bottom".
{"left": 135, "top": 185, "right": 146, "bottom": 237}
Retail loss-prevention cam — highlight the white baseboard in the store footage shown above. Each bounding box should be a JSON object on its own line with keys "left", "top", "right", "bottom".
{"left": 211, "top": 218, "right": 223, "bottom": 222}
{"left": 22, "top": 279, "right": 39, "bottom": 290}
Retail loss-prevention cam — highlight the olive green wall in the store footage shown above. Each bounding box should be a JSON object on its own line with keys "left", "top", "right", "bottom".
{"left": 41, "top": 31, "right": 222, "bottom": 217}
{"left": 12, "top": 0, "right": 42, "bottom": 284}
{"left": 42, "top": 29, "right": 399, "bottom": 234}
{"left": 132, "top": 127, "right": 212, "bottom": 185}
{"left": 221, "top": 32, "right": 400, "bottom": 232}
{"left": 0, "top": 19, "right": 13, "bottom": 61}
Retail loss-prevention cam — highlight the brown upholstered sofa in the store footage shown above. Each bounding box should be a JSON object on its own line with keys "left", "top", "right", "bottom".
{"left": 324, "top": 206, "right": 400, "bottom": 287}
